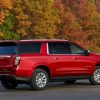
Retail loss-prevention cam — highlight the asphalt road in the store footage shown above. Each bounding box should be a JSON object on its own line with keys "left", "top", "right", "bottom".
{"left": 0, "top": 80, "right": 100, "bottom": 100}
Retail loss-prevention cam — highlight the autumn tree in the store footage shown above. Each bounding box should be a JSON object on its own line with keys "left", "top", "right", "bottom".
{"left": 54, "top": 0, "right": 83, "bottom": 41}
{"left": 12, "top": 0, "right": 32, "bottom": 39}
{"left": 95, "top": 0, "right": 100, "bottom": 13}
{"left": 13, "top": 0, "right": 60, "bottom": 39}
{"left": 64, "top": 0, "right": 100, "bottom": 52}
{"left": 0, "top": 0, "right": 12, "bottom": 24}
{"left": 0, "top": 0, "right": 18, "bottom": 39}
{"left": 0, "top": 0, "right": 100, "bottom": 52}
{"left": 0, "top": 0, "right": 13, "bottom": 38}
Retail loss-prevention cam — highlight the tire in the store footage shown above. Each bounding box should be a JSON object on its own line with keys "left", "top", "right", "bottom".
{"left": 89, "top": 66, "right": 100, "bottom": 85}
{"left": 65, "top": 80, "right": 76, "bottom": 84}
{"left": 1, "top": 79, "right": 18, "bottom": 89}
{"left": 30, "top": 69, "right": 49, "bottom": 91}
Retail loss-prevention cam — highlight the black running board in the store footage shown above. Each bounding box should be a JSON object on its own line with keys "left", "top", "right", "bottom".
{"left": 50, "top": 76, "right": 90, "bottom": 82}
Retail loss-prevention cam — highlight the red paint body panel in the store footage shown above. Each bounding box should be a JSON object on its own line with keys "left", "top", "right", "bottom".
{"left": 0, "top": 40, "right": 100, "bottom": 80}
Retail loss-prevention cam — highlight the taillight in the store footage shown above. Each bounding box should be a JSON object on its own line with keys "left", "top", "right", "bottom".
{"left": 15, "top": 56, "right": 20, "bottom": 65}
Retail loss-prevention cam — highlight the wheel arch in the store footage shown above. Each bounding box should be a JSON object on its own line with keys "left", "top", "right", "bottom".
{"left": 96, "top": 63, "right": 100, "bottom": 67}
{"left": 93, "top": 63, "right": 100, "bottom": 71}
{"left": 34, "top": 65, "right": 51, "bottom": 78}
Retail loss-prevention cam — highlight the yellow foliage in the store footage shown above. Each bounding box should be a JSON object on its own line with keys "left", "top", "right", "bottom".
{"left": 19, "top": 21, "right": 32, "bottom": 26}
{"left": 0, "top": 32, "right": 4, "bottom": 37}
{"left": 16, "top": 29, "right": 27, "bottom": 36}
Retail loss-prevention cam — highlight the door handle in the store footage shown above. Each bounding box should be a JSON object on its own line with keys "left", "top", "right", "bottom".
{"left": 54, "top": 58, "right": 59, "bottom": 60}
{"left": 73, "top": 57, "right": 78, "bottom": 60}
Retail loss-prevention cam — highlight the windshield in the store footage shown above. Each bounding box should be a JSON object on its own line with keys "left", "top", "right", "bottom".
{"left": 0, "top": 42, "right": 17, "bottom": 55}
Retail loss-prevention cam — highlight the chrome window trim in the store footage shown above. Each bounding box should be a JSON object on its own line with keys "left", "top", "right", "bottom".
{"left": 47, "top": 43, "right": 49, "bottom": 55}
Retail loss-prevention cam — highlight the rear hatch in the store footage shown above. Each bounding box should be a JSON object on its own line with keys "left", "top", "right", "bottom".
{"left": 0, "top": 42, "right": 17, "bottom": 72}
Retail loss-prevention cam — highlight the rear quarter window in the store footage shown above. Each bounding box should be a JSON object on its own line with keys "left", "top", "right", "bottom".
{"left": 18, "top": 42, "right": 41, "bottom": 54}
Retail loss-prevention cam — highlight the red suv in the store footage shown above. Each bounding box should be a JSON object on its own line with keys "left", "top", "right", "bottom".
{"left": 0, "top": 39, "right": 100, "bottom": 90}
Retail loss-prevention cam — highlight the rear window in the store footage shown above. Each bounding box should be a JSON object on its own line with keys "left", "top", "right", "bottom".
{"left": 0, "top": 42, "right": 17, "bottom": 55}
{"left": 18, "top": 42, "right": 41, "bottom": 54}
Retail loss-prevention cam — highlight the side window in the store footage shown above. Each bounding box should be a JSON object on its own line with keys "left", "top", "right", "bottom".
{"left": 48, "top": 42, "right": 71, "bottom": 54}
{"left": 18, "top": 42, "right": 41, "bottom": 54}
{"left": 69, "top": 43, "right": 84, "bottom": 54}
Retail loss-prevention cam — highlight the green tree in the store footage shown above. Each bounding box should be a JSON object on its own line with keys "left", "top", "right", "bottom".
{"left": 0, "top": 0, "right": 18, "bottom": 39}
{"left": 0, "top": 13, "right": 20, "bottom": 40}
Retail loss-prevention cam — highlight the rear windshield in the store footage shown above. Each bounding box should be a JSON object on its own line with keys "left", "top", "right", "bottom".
{"left": 0, "top": 42, "right": 17, "bottom": 55}
{"left": 0, "top": 42, "right": 42, "bottom": 55}
{"left": 17, "top": 42, "right": 41, "bottom": 54}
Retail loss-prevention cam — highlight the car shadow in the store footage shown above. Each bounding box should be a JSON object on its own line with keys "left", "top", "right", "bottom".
{"left": 0, "top": 80, "right": 99, "bottom": 92}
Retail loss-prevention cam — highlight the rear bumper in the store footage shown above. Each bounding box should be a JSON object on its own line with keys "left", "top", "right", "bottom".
{"left": 0, "top": 74, "right": 31, "bottom": 82}
{"left": 0, "top": 68, "right": 32, "bottom": 82}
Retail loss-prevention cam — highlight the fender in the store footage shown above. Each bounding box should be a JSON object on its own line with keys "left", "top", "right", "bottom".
{"left": 31, "top": 62, "right": 55, "bottom": 77}
{"left": 91, "top": 62, "right": 100, "bottom": 75}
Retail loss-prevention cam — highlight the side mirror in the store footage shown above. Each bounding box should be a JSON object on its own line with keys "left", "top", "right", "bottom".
{"left": 84, "top": 50, "right": 90, "bottom": 56}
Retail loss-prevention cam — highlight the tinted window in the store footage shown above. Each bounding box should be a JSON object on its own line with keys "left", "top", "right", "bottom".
{"left": 48, "top": 42, "right": 71, "bottom": 54}
{"left": 18, "top": 43, "right": 41, "bottom": 54}
{"left": 69, "top": 43, "right": 84, "bottom": 54}
{"left": 0, "top": 42, "right": 17, "bottom": 55}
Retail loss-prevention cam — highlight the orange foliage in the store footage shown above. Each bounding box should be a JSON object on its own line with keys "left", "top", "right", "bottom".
{"left": 0, "top": 12, "right": 5, "bottom": 24}
{"left": 54, "top": 0, "right": 83, "bottom": 40}
{"left": 0, "top": 0, "right": 13, "bottom": 24}
{"left": 66, "top": 0, "right": 97, "bottom": 26}
{"left": 0, "top": 0, "right": 12, "bottom": 10}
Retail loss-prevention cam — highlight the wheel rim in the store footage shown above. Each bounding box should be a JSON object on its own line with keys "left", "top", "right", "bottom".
{"left": 93, "top": 69, "right": 100, "bottom": 83}
{"left": 36, "top": 72, "right": 47, "bottom": 88}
